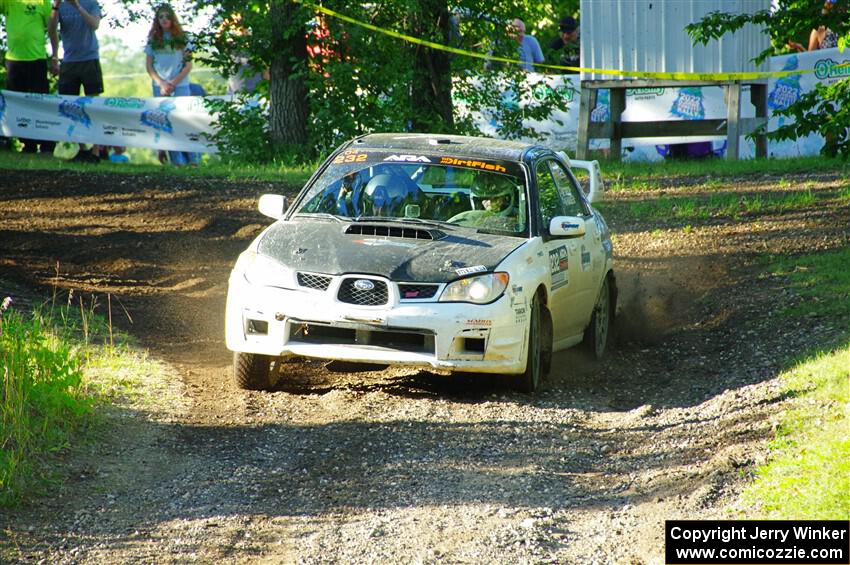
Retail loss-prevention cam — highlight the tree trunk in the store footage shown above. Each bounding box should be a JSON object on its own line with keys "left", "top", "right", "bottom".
{"left": 410, "top": 0, "right": 454, "bottom": 132}
{"left": 268, "top": 0, "right": 309, "bottom": 148}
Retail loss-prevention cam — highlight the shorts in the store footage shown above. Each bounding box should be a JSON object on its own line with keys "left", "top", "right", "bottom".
{"left": 58, "top": 60, "right": 104, "bottom": 96}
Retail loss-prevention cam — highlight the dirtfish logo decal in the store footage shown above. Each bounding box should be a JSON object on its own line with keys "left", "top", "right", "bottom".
{"left": 141, "top": 100, "right": 175, "bottom": 135}
{"left": 814, "top": 58, "right": 850, "bottom": 81}
{"left": 59, "top": 97, "right": 93, "bottom": 130}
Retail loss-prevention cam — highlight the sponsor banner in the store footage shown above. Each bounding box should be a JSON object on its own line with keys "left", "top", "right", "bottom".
{"left": 467, "top": 47, "right": 846, "bottom": 161}
{"left": 665, "top": 520, "right": 849, "bottom": 565}
{"left": 0, "top": 90, "right": 218, "bottom": 153}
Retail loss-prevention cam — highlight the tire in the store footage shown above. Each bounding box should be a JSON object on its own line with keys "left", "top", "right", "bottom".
{"left": 233, "top": 352, "right": 276, "bottom": 391}
{"left": 582, "top": 275, "right": 612, "bottom": 360}
{"left": 514, "top": 296, "right": 550, "bottom": 393}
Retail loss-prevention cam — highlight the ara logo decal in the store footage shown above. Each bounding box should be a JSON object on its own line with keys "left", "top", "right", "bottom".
{"left": 384, "top": 154, "right": 432, "bottom": 163}
{"left": 140, "top": 100, "right": 175, "bottom": 134}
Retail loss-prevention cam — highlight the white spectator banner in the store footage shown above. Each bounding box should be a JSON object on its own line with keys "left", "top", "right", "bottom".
{"left": 1, "top": 47, "right": 846, "bottom": 160}
{"left": 470, "top": 47, "right": 847, "bottom": 161}
{"left": 0, "top": 90, "right": 218, "bottom": 153}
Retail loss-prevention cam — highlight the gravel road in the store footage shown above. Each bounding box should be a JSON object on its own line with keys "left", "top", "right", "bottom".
{"left": 1, "top": 169, "right": 847, "bottom": 564}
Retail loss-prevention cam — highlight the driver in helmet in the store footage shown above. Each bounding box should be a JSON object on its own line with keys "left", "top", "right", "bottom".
{"left": 448, "top": 173, "right": 520, "bottom": 230}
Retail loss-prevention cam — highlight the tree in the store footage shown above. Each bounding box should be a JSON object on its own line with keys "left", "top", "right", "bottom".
{"left": 686, "top": 0, "right": 850, "bottom": 158}
{"left": 113, "top": 0, "right": 581, "bottom": 162}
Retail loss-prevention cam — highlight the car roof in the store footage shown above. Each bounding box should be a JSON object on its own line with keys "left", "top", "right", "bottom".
{"left": 344, "top": 133, "right": 548, "bottom": 163}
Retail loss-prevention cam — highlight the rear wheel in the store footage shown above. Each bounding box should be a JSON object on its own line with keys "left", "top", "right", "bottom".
{"left": 234, "top": 352, "right": 277, "bottom": 391}
{"left": 514, "top": 296, "right": 551, "bottom": 393}
{"left": 582, "top": 276, "right": 612, "bottom": 360}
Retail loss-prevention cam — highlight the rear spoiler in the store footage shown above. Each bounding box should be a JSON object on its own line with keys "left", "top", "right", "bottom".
{"left": 556, "top": 151, "right": 605, "bottom": 203}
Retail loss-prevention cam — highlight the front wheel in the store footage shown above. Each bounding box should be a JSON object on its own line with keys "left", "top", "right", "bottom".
{"left": 582, "top": 276, "right": 612, "bottom": 360}
{"left": 233, "top": 352, "right": 277, "bottom": 391}
{"left": 514, "top": 296, "right": 551, "bottom": 393}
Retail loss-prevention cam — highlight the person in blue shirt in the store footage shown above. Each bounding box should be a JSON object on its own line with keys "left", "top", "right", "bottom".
{"left": 49, "top": 0, "right": 104, "bottom": 163}
{"left": 511, "top": 18, "right": 543, "bottom": 72}
{"left": 144, "top": 3, "right": 198, "bottom": 166}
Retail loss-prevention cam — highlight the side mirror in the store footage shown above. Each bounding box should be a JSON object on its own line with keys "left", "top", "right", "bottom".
{"left": 258, "top": 194, "right": 288, "bottom": 220}
{"left": 549, "top": 216, "right": 586, "bottom": 238}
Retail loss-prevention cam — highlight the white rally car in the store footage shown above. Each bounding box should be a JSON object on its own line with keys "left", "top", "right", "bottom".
{"left": 225, "top": 133, "right": 615, "bottom": 392}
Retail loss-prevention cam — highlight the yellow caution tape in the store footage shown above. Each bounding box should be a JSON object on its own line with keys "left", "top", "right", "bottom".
{"left": 299, "top": 0, "right": 849, "bottom": 81}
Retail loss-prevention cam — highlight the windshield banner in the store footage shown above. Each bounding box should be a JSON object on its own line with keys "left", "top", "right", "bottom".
{"left": 0, "top": 90, "right": 219, "bottom": 153}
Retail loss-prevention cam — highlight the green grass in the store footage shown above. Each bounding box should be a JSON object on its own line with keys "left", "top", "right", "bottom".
{"left": 598, "top": 189, "right": 822, "bottom": 223}
{"left": 600, "top": 156, "right": 850, "bottom": 192}
{"left": 0, "top": 150, "right": 314, "bottom": 188}
{"left": 766, "top": 246, "right": 850, "bottom": 320}
{"left": 738, "top": 247, "right": 850, "bottom": 519}
{"left": 0, "top": 290, "right": 168, "bottom": 507}
{"left": 0, "top": 302, "right": 90, "bottom": 506}
{"left": 741, "top": 343, "right": 850, "bottom": 519}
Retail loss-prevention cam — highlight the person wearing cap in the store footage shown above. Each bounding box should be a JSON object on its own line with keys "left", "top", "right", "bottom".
{"left": 549, "top": 15, "right": 580, "bottom": 74}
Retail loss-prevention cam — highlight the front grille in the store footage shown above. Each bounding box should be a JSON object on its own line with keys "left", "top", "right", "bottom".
{"left": 297, "top": 272, "right": 332, "bottom": 291}
{"left": 338, "top": 278, "right": 388, "bottom": 306}
{"left": 344, "top": 224, "right": 444, "bottom": 240}
{"left": 398, "top": 283, "right": 439, "bottom": 300}
{"left": 288, "top": 320, "right": 435, "bottom": 353}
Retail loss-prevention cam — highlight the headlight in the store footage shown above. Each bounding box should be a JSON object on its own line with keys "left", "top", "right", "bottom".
{"left": 439, "top": 272, "right": 509, "bottom": 304}
{"left": 236, "top": 251, "right": 295, "bottom": 288}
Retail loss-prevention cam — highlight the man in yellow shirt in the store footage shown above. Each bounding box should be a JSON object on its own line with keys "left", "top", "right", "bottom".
{"left": 1, "top": 0, "right": 57, "bottom": 154}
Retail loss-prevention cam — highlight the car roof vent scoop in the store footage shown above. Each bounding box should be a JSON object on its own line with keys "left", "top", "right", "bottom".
{"left": 344, "top": 224, "right": 445, "bottom": 240}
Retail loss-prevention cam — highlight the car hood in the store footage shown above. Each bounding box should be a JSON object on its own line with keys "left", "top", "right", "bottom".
{"left": 256, "top": 219, "right": 525, "bottom": 283}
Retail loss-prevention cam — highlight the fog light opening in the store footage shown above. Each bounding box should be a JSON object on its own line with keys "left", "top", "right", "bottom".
{"left": 246, "top": 319, "right": 269, "bottom": 335}
{"left": 464, "top": 337, "right": 485, "bottom": 353}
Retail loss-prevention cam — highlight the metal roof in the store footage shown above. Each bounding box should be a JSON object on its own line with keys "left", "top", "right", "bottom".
{"left": 580, "top": 0, "right": 771, "bottom": 81}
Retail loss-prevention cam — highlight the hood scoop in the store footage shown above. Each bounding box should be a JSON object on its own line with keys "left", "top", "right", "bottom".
{"left": 344, "top": 224, "right": 445, "bottom": 241}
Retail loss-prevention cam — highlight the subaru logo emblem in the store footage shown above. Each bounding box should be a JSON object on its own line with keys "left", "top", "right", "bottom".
{"left": 353, "top": 279, "right": 375, "bottom": 291}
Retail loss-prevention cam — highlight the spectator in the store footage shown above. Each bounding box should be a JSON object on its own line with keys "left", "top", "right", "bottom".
{"left": 220, "top": 12, "right": 268, "bottom": 95}
{"left": 510, "top": 18, "right": 543, "bottom": 72}
{"left": 549, "top": 15, "right": 580, "bottom": 73}
{"left": 108, "top": 145, "right": 129, "bottom": 163}
{"left": 1, "top": 0, "right": 57, "bottom": 155}
{"left": 144, "top": 3, "right": 198, "bottom": 166}
{"left": 48, "top": 0, "right": 104, "bottom": 163}
{"left": 787, "top": 0, "right": 839, "bottom": 52}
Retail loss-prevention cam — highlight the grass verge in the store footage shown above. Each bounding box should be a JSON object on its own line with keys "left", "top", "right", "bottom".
{"left": 0, "top": 149, "right": 315, "bottom": 186}
{"left": 0, "top": 289, "right": 167, "bottom": 507}
{"left": 739, "top": 247, "right": 850, "bottom": 519}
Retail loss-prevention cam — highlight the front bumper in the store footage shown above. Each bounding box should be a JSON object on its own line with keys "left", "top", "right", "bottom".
{"left": 225, "top": 273, "right": 528, "bottom": 375}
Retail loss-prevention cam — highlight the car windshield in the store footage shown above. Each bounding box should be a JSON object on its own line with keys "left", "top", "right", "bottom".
{"left": 295, "top": 151, "right": 528, "bottom": 235}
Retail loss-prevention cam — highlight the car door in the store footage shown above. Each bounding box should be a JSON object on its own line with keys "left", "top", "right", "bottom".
{"left": 548, "top": 160, "right": 600, "bottom": 328}
{"left": 535, "top": 159, "right": 587, "bottom": 341}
